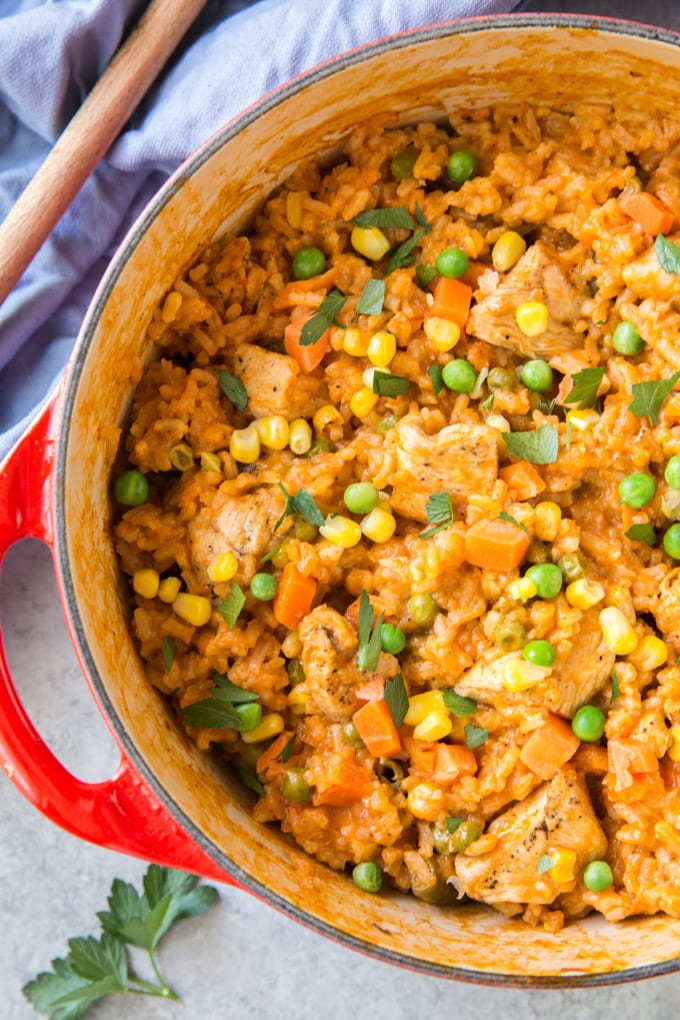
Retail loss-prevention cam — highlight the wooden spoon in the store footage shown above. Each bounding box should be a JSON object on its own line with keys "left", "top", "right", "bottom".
{"left": 0, "top": 0, "right": 208, "bottom": 306}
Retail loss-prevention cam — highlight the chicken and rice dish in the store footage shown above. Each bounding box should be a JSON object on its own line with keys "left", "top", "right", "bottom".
{"left": 114, "top": 101, "right": 680, "bottom": 931}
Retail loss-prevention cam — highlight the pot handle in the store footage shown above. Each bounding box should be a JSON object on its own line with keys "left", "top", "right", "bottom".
{"left": 0, "top": 396, "right": 230, "bottom": 884}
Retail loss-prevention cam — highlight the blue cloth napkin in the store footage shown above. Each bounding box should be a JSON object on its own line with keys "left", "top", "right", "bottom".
{"left": 0, "top": 0, "right": 522, "bottom": 459}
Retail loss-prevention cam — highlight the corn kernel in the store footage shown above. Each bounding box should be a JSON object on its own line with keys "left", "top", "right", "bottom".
{"left": 566, "top": 409, "right": 600, "bottom": 432}
{"left": 281, "top": 631, "right": 302, "bottom": 658}
{"left": 668, "top": 726, "right": 680, "bottom": 763}
{"left": 606, "top": 586, "right": 636, "bottom": 624}
{"left": 133, "top": 569, "right": 160, "bottom": 600}
{"left": 486, "top": 413, "right": 511, "bottom": 433}
{"left": 492, "top": 230, "right": 527, "bottom": 272}
{"left": 547, "top": 847, "right": 577, "bottom": 884}
{"left": 313, "top": 404, "right": 343, "bottom": 434}
{"left": 406, "top": 781, "right": 444, "bottom": 820}
{"left": 367, "top": 330, "right": 397, "bottom": 367}
{"left": 161, "top": 290, "right": 183, "bottom": 324}
{"left": 424, "top": 316, "right": 461, "bottom": 352}
{"left": 515, "top": 301, "right": 549, "bottom": 338}
{"left": 241, "top": 712, "right": 285, "bottom": 744}
{"left": 360, "top": 505, "right": 396, "bottom": 543}
{"left": 319, "top": 514, "right": 363, "bottom": 548}
{"left": 351, "top": 224, "right": 390, "bottom": 261}
{"left": 207, "top": 552, "right": 239, "bottom": 583}
{"left": 565, "top": 578, "right": 605, "bottom": 609}
{"left": 533, "top": 501, "right": 562, "bottom": 542}
{"left": 362, "top": 366, "right": 378, "bottom": 389}
{"left": 285, "top": 190, "right": 303, "bottom": 229}
{"left": 502, "top": 657, "right": 551, "bottom": 692}
{"left": 508, "top": 577, "right": 538, "bottom": 602}
{"left": 200, "top": 451, "right": 222, "bottom": 473}
{"left": 253, "top": 415, "right": 290, "bottom": 451}
{"left": 172, "top": 592, "right": 212, "bottom": 627}
{"left": 599, "top": 606, "right": 639, "bottom": 655}
{"left": 350, "top": 387, "right": 379, "bottom": 419}
{"left": 169, "top": 442, "right": 194, "bottom": 471}
{"left": 158, "top": 576, "right": 182, "bottom": 604}
{"left": 413, "top": 710, "right": 453, "bottom": 742}
{"left": 343, "top": 327, "right": 370, "bottom": 357}
{"left": 628, "top": 634, "right": 668, "bottom": 671}
{"left": 230, "top": 426, "right": 260, "bottom": 464}
{"left": 286, "top": 686, "right": 309, "bottom": 715}
{"left": 288, "top": 418, "right": 312, "bottom": 455}
{"left": 404, "top": 690, "right": 447, "bottom": 727}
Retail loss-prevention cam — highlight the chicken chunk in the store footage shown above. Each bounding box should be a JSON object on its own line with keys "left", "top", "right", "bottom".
{"left": 467, "top": 241, "right": 587, "bottom": 359}
{"left": 454, "top": 769, "right": 607, "bottom": 906}
{"left": 633, "top": 565, "right": 680, "bottom": 646}
{"left": 621, "top": 236, "right": 680, "bottom": 307}
{"left": 233, "top": 343, "right": 328, "bottom": 419}
{"left": 390, "top": 414, "right": 498, "bottom": 523}
{"left": 188, "top": 485, "right": 284, "bottom": 583}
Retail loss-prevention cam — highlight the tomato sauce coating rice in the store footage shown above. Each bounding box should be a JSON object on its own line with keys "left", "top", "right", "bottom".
{"left": 114, "top": 102, "right": 680, "bottom": 930}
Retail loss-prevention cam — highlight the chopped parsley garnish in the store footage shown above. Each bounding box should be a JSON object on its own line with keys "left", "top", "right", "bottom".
{"left": 277, "top": 735, "right": 296, "bottom": 763}
{"left": 427, "top": 363, "right": 445, "bottom": 395}
{"left": 299, "top": 289, "right": 346, "bottom": 346}
{"left": 274, "top": 482, "right": 325, "bottom": 532}
{"left": 565, "top": 418, "right": 573, "bottom": 452}
{"left": 537, "top": 854, "right": 554, "bottom": 875}
{"left": 441, "top": 689, "right": 478, "bottom": 717}
{"left": 624, "top": 522, "right": 656, "bottom": 546}
{"left": 611, "top": 669, "right": 620, "bottom": 704}
{"left": 354, "top": 206, "right": 417, "bottom": 230}
{"left": 419, "top": 492, "right": 454, "bottom": 539}
{"left": 357, "top": 589, "right": 384, "bottom": 671}
{"left": 655, "top": 233, "right": 680, "bottom": 276}
{"left": 161, "top": 635, "right": 176, "bottom": 673}
{"left": 504, "top": 423, "right": 559, "bottom": 465}
{"left": 498, "top": 511, "right": 529, "bottom": 534}
{"left": 356, "top": 277, "right": 385, "bottom": 317}
{"left": 218, "top": 368, "right": 248, "bottom": 412}
{"left": 480, "top": 393, "right": 494, "bottom": 411}
{"left": 384, "top": 672, "right": 409, "bottom": 729}
{"left": 628, "top": 372, "right": 680, "bottom": 427}
{"left": 232, "top": 762, "right": 265, "bottom": 797}
{"left": 260, "top": 538, "right": 288, "bottom": 564}
{"left": 464, "top": 722, "right": 489, "bottom": 749}
{"left": 385, "top": 204, "right": 432, "bottom": 273}
{"left": 182, "top": 672, "right": 259, "bottom": 729}
{"left": 416, "top": 264, "right": 437, "bottom": 289}
{"left": 565, "top": 366, "right": 604, "bottom": 410}
{"left": 217, "top": 582, "right": 246, "bottom": 630}
{"left": 445, "top": 816, "right": 464, "bottom": 834}
{"left": 372, "top": 371, "right": 410, "bottom": 397}
{"left": 212, "top": 673, "right": 260, "bottom": 702}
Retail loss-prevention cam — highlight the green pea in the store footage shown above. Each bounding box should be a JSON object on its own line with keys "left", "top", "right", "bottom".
{"left": 493, "top": 619, "right": 527, "bottom": 652}
{"left": 342, "top": 720, "right": 364, "bottom": 748}
{"left": 281, "top": 767, "right": 313, "bottom": 802}
{"left": 618, "top": 472, "right": 655, "bottom": 509}
{"left": 306, "top": 437, "right": 336, "bottom": 456}
{"left": 522, "top": 639, "right": 556, "bottom": 667}
{"left": 582, "top": 860, "right": 613, "bottom": 891}
{"left": 612, "top": 320, "right": 644, "bottom": 356}
{"left": 113, "top": 469, "right": 149, "bottom": 506}
{"left": 435, "top": 247, "right": 469, "bottom": 279}
{"left": 432, "top": 822, "right": 457, "bottom": 855}
{"left": 447, "top": 148, "right": 478, "bottom": 186}
{"left": 352, "top": 861, "right": 382, "bottom": 893}
{"left": 408, "top": 593, "right": 438, "bottom": 628}
{"left": 169, "top": 443, "right": 194, "bottom": 471}
{"left": 286, "top": 659, "right": 306, "bottom": 686}
{"left": 451, "top": 821, "right": 482, "bottom": 853}
{"left": 558, "top": 552, "right": 586, "bottom": 583}
{"left": 250, "top": 572, "right": 278, "bottom": 601}
{"left": 664, "top": 523, "right": 680, "bottom": 560}
{"left": 415, "top": 264, "right": 437, "bottom": 289}
{"left": 390, "top": 146, "right": 418, "bottom": 181}
{"left": 292, "top": 246, "right": 326, "bottom": 280}
{"left": 524, "top": 562, "right": 563, "bottom": 599}
{"left": 442, "top": 358, "right": 477, "bottom": 393}
{"left": 293, "top": 518, "right": 318, "bottom": 542}
{"left": 234, "top": 702, "right": 262, "bottom": 732}
{"left": 344, "top": 482, "right": 380, "bottom": 515}
{"left": 520, "top": 359, "right": 553, "bottom": 393}
{"left": 571, "top": 704, "right": 606, "bottom": 742}
{"left": 665, "top": 455, "right": 680, "bottom": 490}
{"left": 487, "top": 366, "right": 517, "bottom": 391}
{"left": 380, "top": 622, "right": 406, "bottom": 655}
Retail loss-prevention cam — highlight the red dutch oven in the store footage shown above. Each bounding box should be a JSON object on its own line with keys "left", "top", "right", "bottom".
{"left": 3, "top": 14, "right": 680, "bottom": 986}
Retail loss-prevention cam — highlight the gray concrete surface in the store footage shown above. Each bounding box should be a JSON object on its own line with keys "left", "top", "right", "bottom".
{"left": 2, "top": 2, "right": 680, "bottom": 1017}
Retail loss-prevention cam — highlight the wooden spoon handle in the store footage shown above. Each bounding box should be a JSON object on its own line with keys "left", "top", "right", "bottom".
{"left": 0, "top": 0, "right": 207, "bottom": 306}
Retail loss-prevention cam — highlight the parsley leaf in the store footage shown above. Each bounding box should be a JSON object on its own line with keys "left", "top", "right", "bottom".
{"left": 213, "top": 673, "right": 260, "bottom": 703}
{"left": 372, "top": 371, "right": 410, "bottom": 397}
{"left": 277, "top": 734, "right": 296, "bottom": 763}
{"left": 498, "top": 511, "right": 529, "bottom": 534}
{"left": 182, "top": 699, "right": 242, "bottom": 729}
{"left": 625, "top": 522, "right": 656, "bottom": 546}
{"left": 427, "top": 363, "right": 444, "bottom": 395}
{"left": 387, "top": 227, "right": 429, "bottom": 273}
{"left": 655, "top": 233, "right": 680, "bottom": 276}
{"left": 565, "top": 418, "right": 573, "bottom": 452}
{"left": 357, "top": 589, "right": 384, "bottom": 671}
{"left": 537, "top": 854, "right": 554, "bottom": 875}
{"left": 414, "top": 203, "right": 430, "bottom": 229}
{"left": 354, "top": 206, "right": 417, "bottom": 230}
{"left": 464, "top": 722, "right": 489, "bottom": 749}
{"left": 628, "top": 372, "right": 680, "bottom": 426}
{"left": 384, "top": 672, "right": 409, "bottom": 729}
{"left": 611, "top": 669, "right": 620, "bottom": 704}
{"left": 217, "top": 581, "right": 246, "bottom": 630}
{"left": 419, "top": 492, "right": 455, "bottom": 539}
{"left": 480, "top": 393, "right": 494, "bottom": 411}
{"left": 218, "top": 369, "right": 248, "bottom": 412}
{"left": 161, "top": 635, "right": 176, "bottom": 673}
{"left": 565, "top": 366, "right": 604, "bottom": 410}
{"left": 299, "top": 289, "right": 346, "bottom": 346}
{"left": 274, "top": 483, "right": 325, "bottom": 532}
{"left": 504, "top": 424, "right": 559, "bottom": 465}
{"left": 441, "top": 689, "right": 478, "bottom": 716}
{"left": 445, "top": 816, "right": 464, "bottom": 834}
{"left": 356, "top": 278, "right": 386, "bottom": 316}
{"left": 232, "top": 762, "right": 266, "bottom": 797}
{"left": 416, "top": 264, "right": 437, "bottom": 289}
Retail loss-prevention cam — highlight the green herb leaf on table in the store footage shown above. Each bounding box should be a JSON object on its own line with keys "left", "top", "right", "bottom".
{"left": 537, "top": 854, "right": 554, "bottom": 875}
{"left": 217, "top": 581, "right": 246, "bottom": 630}
{"left": 299, "top": 289, "right": 346, "bottom": 347}
{"left": 504, "top": 423, "right": 559, "bottom": 465}
{"left": 611, "top": 669, "right": 620, "bottom": 704}
{"left": 564, "top": 366, "right": 604, "bottom": 410}
{"left": 498, "top": 511, "right": 529, "bottom": 534}
{"left": 357, "top": 589, "right": 384, "bottom": 672}
{"left": 274, "top": 482, "right": 325, "bottom": 532}
{"left": 427, "top": 363, "right": 444, "bottom": 395}
{"left": 356, "top": 278, "right": 385, "bottom": 317}
{"left": 624, "top": 522, "right": 656, "bottom": 546}
{"left": 464, "top": 722, "right": 489, "bottom": 749}
{"left": 371, "top": 371, "right": 410, "bottom": 397}
{"left": 161, "top": 636, "right": 176, "bottom": 674}
{"left": 445, "top": 816, "right": 464, "bottom": 834}
{"left": 655, "top": 233, "right": 680, "bottom": 276}
{"left": 354, "top": 206, "right": 417, "bottom": 230}
{"left": 441, "top": 689, "right": 478, "bottom": 717}
{"left": 384, "top": 672, "right": 409, "bottom": 729}
{"left": 419, "top": 492, "right": 454, "bottom": 539}
{"left": 217, "top": 369, "right": 248, "bottom": 412}
{"left": 23, "top": 953, "right": 114, "bottom": 1020}
{"left": 628, "top": 372, "right": 680, "bottom": 427}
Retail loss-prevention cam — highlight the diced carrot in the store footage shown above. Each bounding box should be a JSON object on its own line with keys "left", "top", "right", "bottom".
{"left": 273, "top": 562, "right": 317, "bottom": 630}
{"left": 314, "top": 760, "right": 374, "bottom": 807}
{"left": 571, "top": 744, "right": 609, "bottom": 775}
{"left": 255, "top": 732, "right": 291, "bottom": 775}
{"left": 403, "top": 735, "right": 437, "bottom": 775}
{"left": 432, "top": 743, "right": 478, "bottom": 786}
{"left": 429, "top": 276, "right": 472, "bottom": 326}
{"left": 355, "top": 676, "right": 385, "bottom": 703}
{"left": 608, "top": 738, "right": 659, "bottom": 791}
{"left": 498, "top": 460, "right": 546, "bottom": 501}
{"left": 460, "top": 261, "right": 489, "bottom": 290}
{"left": 519, "top": 714, "right": 580, "bottom": 781}
{"left": 352, "top": 698, "right": 402, "bottom": 758}
{"left": 464, "top": 517, "right": 531, "bottom": 572}
{"left": 619, "top": 191, "right": 675, "bottom": 235}
{"left": 284, "top": 311, "right": 330, "bottom": 372}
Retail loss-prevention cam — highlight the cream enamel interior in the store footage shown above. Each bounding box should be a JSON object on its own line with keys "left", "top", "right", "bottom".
{"left": 59, "top": 20, "right": 680, "bottom": 981}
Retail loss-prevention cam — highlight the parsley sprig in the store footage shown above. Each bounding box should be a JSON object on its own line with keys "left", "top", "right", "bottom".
{"left": 182, "top": 672, "right": 259, "bottom": 729}
{"left": 356, "top": 277, "right": 386, "bottom": 317}
{"left": 218, "top": 369, "right": 248, "bottom": 412}
{"left": 384, "top": 672, "right": 409, "bottom": 728}
{"left": 628, "top": 373, "right": 680, "bottom": 427}
{"left": 565, "top": 366, "right": 604, "bottom": 410}
{"left": 22, "top": 866, "right": 217, "bottom": 1019}
{"left": 299, "top": 289, "right": 346, "bottom": 347}
{"left": 357, "top": 589, "right": 384, "bottom": 671}
{"left": 386, "top": 205, "right": 432, "bottom": 274}
{"left": 419, "top": 492, "right": 454, "bottom": 539}
{"left": 504, "top": 424, "right": 559, "bottom": 465}
{"left": 274, "top": 483, "right": 325, "bottom": 532}
{"left": 655, "top": 234, "right": 680, "bottom": 276}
